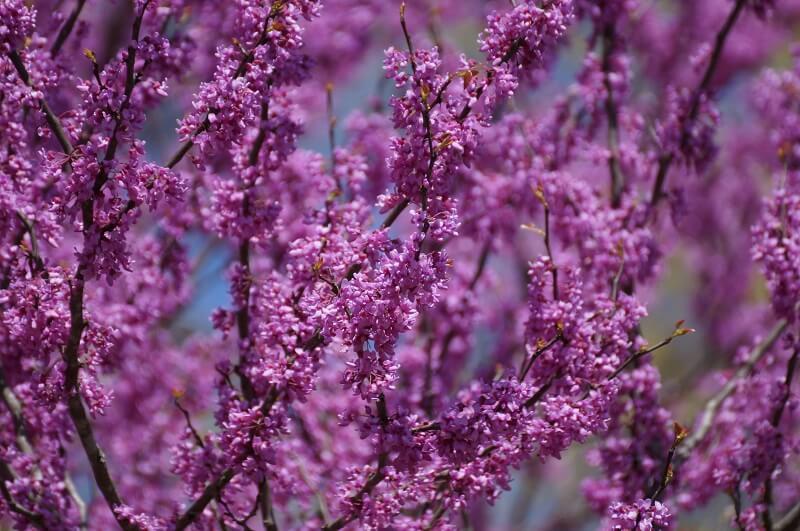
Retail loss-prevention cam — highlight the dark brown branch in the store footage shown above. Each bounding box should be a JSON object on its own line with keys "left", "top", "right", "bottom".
{"left": 176, "top": 103, "right": 280, "bottom": 528}
{"left": 63, "top": 280, "right": 135, "bottom": 531}
{"left": 468, "top": 243, "right": 491, "bottom": 291}
{"left": 0, "top": 370, "right": 87, "bottom": 526}
{"left": 322, "top": 395, "right": 390, "bottom": 531}
{"left": 606, "top": 324, "right": 693, "bottom": 382}
{"left": 50, "top": 0, "right": 88, "bottom": 57}
{"left": 34, "top": 5, "right": 155, "bottom": 526}
{"left": 729, "top": 487, "right": 745, "bottom": 531}
{"left": 647, "top": 0, "right": 746, "bottom": 214}
{"left": 86, "top": 0, "right": 152, "bottom": 221}
{"left": 424, "top": 505, "right": 447, "bottom": 530}
{"left": 246, "top": 98, "right": 283, "bottom": 526}
{"left": 610, "top": 244, "right": 625, "bottom": 302}
{"left": 165, "top": 135, "right": 199, "bottom": 169}
{"left": 0, "top": 370, "right": 34, "bottom": 455}
{"left": 7, "top": 50, "right": 74, "bottom": 154}
{"left": 174, "top": 384, "right": 287, "bottom": 529}
{"left": 0, "top": 460, "right": 45, "bottom": 529}
{"left": 174, "top": 397, "right": 205, "bottom": 448}
{"left": 174, "top": 468, "right": 236, "bottom": 530}
{"left": 770, "top": 347, "right": 800, "bottom": 427}
{"left": 762, "top": 345, "right": 800, "bottom": 530}
{"left": 518, "top": 330, "right": 563, "bottom": 381}
{"left": 399, "top": 3, "right": 436, "bottom": 261}
{"left": 524, "top": 371, "right": 560, "bottom": 409}
{"left": 601, "top": 23, "right": 624, "bottom": 208}
{"left": 456, "top": 36, "right": 523, "bottom": 122}
{"left": 411, "top": 421, "right": 441, "bottom": 434}
{"left": 259, "top": 479, "right": 278, "bottom": 531}
{"left": 163, "top": 3, "right": 283, "bottom": 169}
{"left": 534, "top": 186, "right": 559, "bottom": 299}
{"left": 14, "top": 211, "right": 45, "bottom": 275}
{"left": 374, "top": 8, "right": 525, "bottom": 243}
{"left": 648, "top": 423, "right": 687, "bottom": 503}
{"left": 776, "top": 499, "right": 800, "bottom": 531}
{"left": 633, "top": 423, "right": 688, "bottom": 527}
{"left": 240, "top": 99, "right": 279, "bottom": 527}
{"left": 218, "top": 495, "right": 256, "bottom": 530}
{"left": 380, "top": 198, "right": 410, "bottom": 230}
{"left": 1, "top": 226, "right": 26, "bottom": 289}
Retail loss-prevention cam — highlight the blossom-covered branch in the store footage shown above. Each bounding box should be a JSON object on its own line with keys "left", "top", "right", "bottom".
{"left": 1, "top": 0, "right": 798, "bottom": 529}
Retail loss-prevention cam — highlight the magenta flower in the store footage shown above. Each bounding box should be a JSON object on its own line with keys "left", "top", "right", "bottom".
{"left": 2, "top": 0, "right": 800, "bottom": 529}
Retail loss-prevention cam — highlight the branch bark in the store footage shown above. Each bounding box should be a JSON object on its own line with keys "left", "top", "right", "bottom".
{"left": 677, "top": 319, "right": 788, "bottom": 460}
{"left": 647, "top": 0, "right": 746, "bottom": 215}
{"left": 50, "top": 0, "right": 88, "bottom": 57}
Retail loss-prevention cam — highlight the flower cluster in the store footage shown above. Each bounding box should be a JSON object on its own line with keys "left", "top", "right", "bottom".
{"left": 0, "top": 0, "right": 35, "bottom": 53}
{"left": 3, "top": 0, "right": 800, "bottom": 529}
{"left": 752, "top": 172, "right": 800, "bottom": 324}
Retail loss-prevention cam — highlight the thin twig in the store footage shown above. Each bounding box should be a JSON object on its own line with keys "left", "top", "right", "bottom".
{"left": 518, "top": 330, "right": 563, "bottom": 381}
{"left": 326, "top": 82, "right": 338, "bottom": 181}
{"left": 524, "top": 372, "right": 559, "bottom": 409}
{"left": 649, "top": 424, "right": 687, "bottom": 502}
{"left": 163, "top": 3, "right": 283, "bottom": 169}
{"left": 533, "top": 186, "right": 559, "bottom": 299}
{"left": 64, "top": 474, "right": 88, "bottom": 529}
{"left": 0, "top": 370, "right": 87, "bottom": 526}
{"left": 399, "top": 3, "right": 436, "bottom": 261}
{"left": 634, "top": 424, "right": 687, "bottom": 526}
{"left": 14, "top": 211, "right": 45, "bottom": 275}
{"left": 601, "top": 23, "right": 624, "bottom": 207}
{"left": 422, "top": 243, "right": 491, "bottom": 412}
{"left": 50, "top": 0, "right": 88, "bottom": 57}
{"left": 729, "top": 487, "right": 745, "bottom": 531}
{"left": 647, "top": 0, "right": 746, "bottom": 215}
{"left": 239, "top": 98, "right": 281, "bottom": 528}
{"left": 7, "top": 50, "right": 74, "bottom": 154}
{"left": 0, "top": 460, "right": 45, "bottom": 529}
{"left": 776, "top": 499, "right": 800, "bottom": 531}
{"left": 174, "top": 468, "right": 236, "bottom": 530}
{"left": 259, "top": 479, "right": 278, "bottom": 531}
{"left": 677, "top": 319, "right": 788, "bottom": 459}
{"left": 606, "top": 326, "right": 691, "bottom": 383}
{"left": 173, "top": 330, "right": 321, "bottom": 528}
{"left": 762, "top": 344, "right": 800, "bottom": 530}
{"left": 174, "top": 397, "right": 205, "bottom": 448}
{"left": 322, "top": 395, "right": 390, "bottom": 531}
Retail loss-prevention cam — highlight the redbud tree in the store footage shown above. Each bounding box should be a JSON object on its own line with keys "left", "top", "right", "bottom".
{"left": 1, "top": 0, "right": 799, "bottom": 529}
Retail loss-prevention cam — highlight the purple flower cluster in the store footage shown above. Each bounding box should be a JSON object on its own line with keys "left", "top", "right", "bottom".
{"left": 3, "top": 0, "right": 800, "bottom": 529}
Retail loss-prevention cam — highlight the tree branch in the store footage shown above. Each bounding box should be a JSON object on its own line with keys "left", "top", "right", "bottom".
{"left": 174, "top": 468, "right": 236, "bottom": 530}
{"left": 9, "top": 7, "right": 157, "bottom": 528}
{"left": 647, "top": 0, "right": 746, "bottom": 214}
{"left": 0, "top": 369, "right": 87, "bottom": 527}
{"left": 322, "top": 394, "right": 390, "bottom": 531}
{"left": 677, "top": 319, "right": 788, "bottom": 459}
{"left": 0, "top": 460, "right": 45, "bottom": 529}
{"left": 776, "top": 499, "right": 800, "bottom": 531}
{"left": 601, "top": 23, "right": 624, "bottom": 208}
{"left": 7, "top": 50, "right": 74, "bottom": 154}
{"left": 762, "top": 344, "right": 800, "bottom": 530}
{"left": 50, "top": 0, "right": 88, "bottom": 57}
{"left": 163, "top": 3, "right": 283, "bottom": 169}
